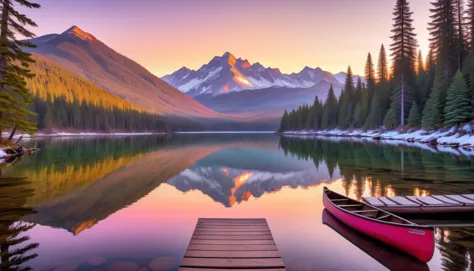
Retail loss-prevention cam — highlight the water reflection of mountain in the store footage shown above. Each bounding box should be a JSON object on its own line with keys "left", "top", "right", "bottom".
{"left": 167, "top": 147, "right": 329, "bottom": 207}
{"left": 22, "top": 144, "right": 223, "bottom": 235}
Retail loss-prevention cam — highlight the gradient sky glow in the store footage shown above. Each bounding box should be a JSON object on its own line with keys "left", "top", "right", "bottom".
{"left": 27, "top": 0, "right": 431, "bottom": 76}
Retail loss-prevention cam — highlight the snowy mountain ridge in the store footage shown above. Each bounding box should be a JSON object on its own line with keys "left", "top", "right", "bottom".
{"left": 163, "top": 52, "right": 363, "bottom": 97}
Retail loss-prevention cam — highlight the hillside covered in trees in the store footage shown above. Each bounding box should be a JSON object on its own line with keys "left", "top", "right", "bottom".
{"left": 280, "top": 0, "right": 474, "bottom": 133}
{"left": 27, "top": 54, "right": 171, "bottom": 133}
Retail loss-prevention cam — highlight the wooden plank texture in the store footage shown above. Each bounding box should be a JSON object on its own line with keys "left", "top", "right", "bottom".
{"left": 180, "top": 268, "right": 286, "bottom": 271}
{"left": 362, "top": 197, "right": 385, "bottom": 207}
{"left": 184, "top": 250, "right": 281, "bottom": 258}
{"left": 191, "top": 235, "right": 274, "bottom": 240}
{"left": 431, "top": 195, "right": 462, "bottom": 205}
{"left": 378, "top": 197, "right": 399, "bottom": 206}
{"left": 389, "top": 196, "right": 421, "bottom": 206}
{"left": 180, "top": 218, "right": 285, "bottom": 270}
{"left": 181, "top": 258, "right": 285, "bottom": 268}
{"left": 188, "top": 244, "right": 277, "bottom": 251}
{"left": 191, "top": 240, "right": 275, "bottom": 245}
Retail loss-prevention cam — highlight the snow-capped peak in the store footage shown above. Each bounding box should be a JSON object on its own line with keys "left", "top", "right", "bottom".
{"left": 162, "top": 52, "right": 363, "bottom": 97}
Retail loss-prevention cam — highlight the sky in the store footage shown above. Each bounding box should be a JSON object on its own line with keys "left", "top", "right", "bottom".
{"left": 26, "top": 0, "right": 431, "bottom": 76}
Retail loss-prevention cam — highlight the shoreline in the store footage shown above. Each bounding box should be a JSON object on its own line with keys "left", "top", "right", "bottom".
{"left": 280, "top": 128, "right": 474, "bottom": 155}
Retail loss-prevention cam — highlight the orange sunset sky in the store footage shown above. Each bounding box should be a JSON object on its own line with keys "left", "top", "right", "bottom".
{"left": 28, "top": 0, "right": 431, "bottom": 76}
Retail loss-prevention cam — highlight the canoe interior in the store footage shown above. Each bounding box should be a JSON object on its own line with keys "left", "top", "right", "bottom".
{"left": 325, "top": 189, "right": 412, "bottom": 225}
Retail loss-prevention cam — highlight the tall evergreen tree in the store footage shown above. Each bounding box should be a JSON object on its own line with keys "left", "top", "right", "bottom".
{"left": 0, "top": 0, "right": 41, "bottom": 139}
{"left": 389, "top": 0, "right": 418, "bottom": 127}
{"left": 454, "top": 0, "right": 467, "bottom": 70}
{"left": 407, "top": 102, "right": 421, "bottom": 127}
{"left": 422, "top": 65, "right": 446, "bottom": 129}
{"left": 423, "top": 0, "right": 458, "bottom": 129}
{"left": 321, "top": 84, "right": 338, "bottom": 129}
{"left": 338, "top": 66, "right": 355, "bottom": 128}
{"left": 377, "top": 44, "right": 389, "bottom": 83}
{"left": 429, "top": 0, "right": 457, "bottom": 85}
{"left": 365, "top": 53, "right": 376, "bottom": 100}
{"left": 444, "top": 71, "right": 472, "bottom": 127}
{"left": 417, "top": 50, "right": 425, "bottom": 75}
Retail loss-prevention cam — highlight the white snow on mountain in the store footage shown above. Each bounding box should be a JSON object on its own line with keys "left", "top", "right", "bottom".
{"left": 162, "top": 52, "right": 363, "bottom": 97}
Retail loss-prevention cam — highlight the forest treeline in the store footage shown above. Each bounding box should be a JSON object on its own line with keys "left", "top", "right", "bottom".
{"left": 280, "top": 0, "right": 474, "bottom": 132}
{"left": 27, "top": 54, "right": 171, "bottom": 133}
{"left": 0, "top": 0, "right": 171, "bottom": 138}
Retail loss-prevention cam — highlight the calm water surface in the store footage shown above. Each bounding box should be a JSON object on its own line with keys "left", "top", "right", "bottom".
{"left": 1, "top": 134, "right": 474, "bottom": 271}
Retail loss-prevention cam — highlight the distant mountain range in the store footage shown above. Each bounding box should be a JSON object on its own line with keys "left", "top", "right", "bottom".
{"left": 163, "top": 52, "right": 363, "bottom": 97}
{"left": 26, "top": 26, "right": 221, "bottom": 118}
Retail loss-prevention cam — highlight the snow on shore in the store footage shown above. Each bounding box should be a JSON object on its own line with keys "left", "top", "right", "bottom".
{"left": 281, "top": 126, "right": 474, "bottom": 156}
{"left": 1, "top": 131, "right": 164, "bottom": 138}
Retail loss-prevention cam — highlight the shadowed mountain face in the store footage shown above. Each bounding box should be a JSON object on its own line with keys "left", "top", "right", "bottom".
{"left": 195, "top": 82, "right": 338, "bottom": 119}
{"left": 26, "top": 26, "right": 221, "bottom": 118}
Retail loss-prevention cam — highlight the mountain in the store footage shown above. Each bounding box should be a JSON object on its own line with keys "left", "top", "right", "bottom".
{"left": 162, "top": 52, "right": 363, "bottom": 97}
{"left": 26, "top": 26, "right": 220, "bottom": 118}
{"left": 195, "top": 81, "right": 341, "bottom": 119}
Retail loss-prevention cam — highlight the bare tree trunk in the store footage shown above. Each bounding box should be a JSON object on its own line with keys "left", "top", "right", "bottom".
{"left": 7, "top": 126, "right": 16, "bottom": 141}
{"left": 0, "top": 1, "right": 11, "bottom": 141}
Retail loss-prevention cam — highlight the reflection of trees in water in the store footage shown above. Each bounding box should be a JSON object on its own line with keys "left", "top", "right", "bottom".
{"left": 437, "top": 228, "right": 474, "bottom": 271}
{"left": 279, "top": 137, "right": 474, "bottom": 197}
{"left": 280, "top": 137, "right": 474, "bottom": 271}
{"left": 0, "top": 177, "right": 38, "bottom": 270}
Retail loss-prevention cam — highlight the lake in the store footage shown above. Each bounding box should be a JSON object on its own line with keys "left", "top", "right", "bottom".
{"left": 1, "top": 134, "right": 474, "bottom": 271}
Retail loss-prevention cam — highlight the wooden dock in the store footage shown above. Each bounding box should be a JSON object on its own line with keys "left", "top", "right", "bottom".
{"left": 363, "top": 194, "right": 474, "bottom": 215}
{"left": 179, "top": 218, "right": 286, "bottom": 270}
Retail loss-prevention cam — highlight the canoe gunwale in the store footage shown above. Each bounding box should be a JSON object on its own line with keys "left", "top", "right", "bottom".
{"left": 323, "top": 187, "right": 433, "bottom": 230}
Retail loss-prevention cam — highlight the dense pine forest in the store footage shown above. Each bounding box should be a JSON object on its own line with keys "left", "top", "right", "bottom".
{"left": 280, "top": 0, "right": 474, "bottom": 132}
{"left": 27, "top": 55, "right": 171, "bottom": 133}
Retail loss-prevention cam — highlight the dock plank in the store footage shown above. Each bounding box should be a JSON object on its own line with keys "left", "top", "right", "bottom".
{"left": 462, "top": 194, "right": 474, "bottom": 201}
{"left": 181, "top": 268, "right": 286, "bottom": 271}
{"left": 378, "top": 197, "right": 399, "bottom": 206}
{"left": 362, "top": 197, "right": 385, "bottom": 207}
{"left": 191, "top": 235, "right": 274, "bottom": 240}
{"left": 414, "top": 196, "right": 446, "bottom": 206}
{"left": 181, "top": 258, "right": 285, "bottom": 268}
{"left": 180, "top": 218, "right": 285, "bottom": 270}
{"left": 194, "top": 231, "right": 271, "bottom": 236}
{"left": 388, "top": 196, "right": 421, "bottom": 206}
{"left": 184, "top": 250, "right": 281, "bottom": 258}
{"left": 190, "top": 240, "right": 275, "bottom": 245}
{"left": 188, "top": 244, "right": 278, "bottom": 251}
{"left": 431, "top": 195, "right": 462, "bottom": 205}
{"left": 441, "top": 195, "right": 474, "bottom": 205}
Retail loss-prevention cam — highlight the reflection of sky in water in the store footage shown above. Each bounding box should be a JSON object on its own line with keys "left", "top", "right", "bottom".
{"left": 4, "top": 135, "right": 474, "bottom": 270}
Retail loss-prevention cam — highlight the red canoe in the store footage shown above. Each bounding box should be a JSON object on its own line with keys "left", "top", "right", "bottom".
{"left": 323, "top": 187, "right": 435, "bottom": 262}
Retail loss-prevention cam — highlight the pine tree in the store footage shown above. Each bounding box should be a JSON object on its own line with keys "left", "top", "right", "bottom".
{"left": 338, "top": 66, "right": 355, "bottom": 128}
{"left": 417, "top": 50, "right": 425, "bottom": 75}
{"left": 444, "top": 71, "right": 472, "bottom": 127}
{"left": 454, "top": 0, "right": 467, "bottom": 71}
{"left": 383, "top": 108, "right": 397, "bottom": 129}
{"left": 280, "top": 109, "right": 288, "bottom": 131}
{"left": 353, "top": 102, "right": 362, "bottom": 128}
{"left": 377, "top": 44, "right": 389, "bottom": 83}
{"left": 389, "top": 0, "right": 418, "bottom": 127}
{"left": 422, "top": 65, "right": 446, "bottom": 129}
{"left": 0, "top": 0, "right": 41, "bottom": 139}
{"left": 429, "top": 0, "right": 457, "bottom": 86}
{"left": 407, "top": 102, "right": 421, "bottom": 127}
{"left": 322, "top": 85, "right": 338, "bottom": 129}
{"left": 365, "top": 53, "right": 376, "bottom": 101}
